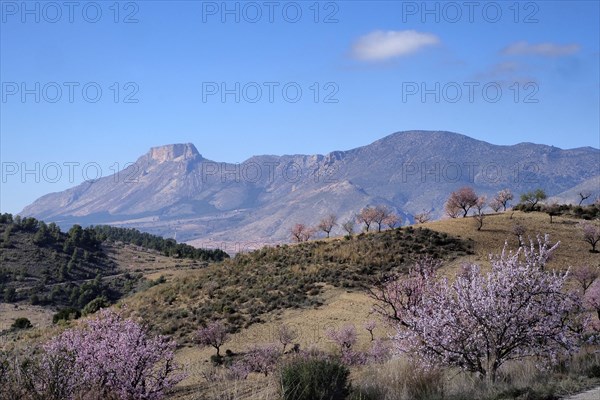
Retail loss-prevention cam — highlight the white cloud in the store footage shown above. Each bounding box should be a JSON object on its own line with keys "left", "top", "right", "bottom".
{"left": 351, "top": 30, "right": 440, "bottom": 61}
{"left": 502, "top": 41, "right": 580, "bottom": 57}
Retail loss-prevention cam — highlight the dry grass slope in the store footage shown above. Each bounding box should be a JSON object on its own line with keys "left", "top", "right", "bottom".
{"left": 162, "top": 211, "right": 600, "bottom": 399}
{"left": 122, "top": 226, "right": 471, "bottom": 344}
{"left": 421, "top": 211, "right": 599, "bottom": 275}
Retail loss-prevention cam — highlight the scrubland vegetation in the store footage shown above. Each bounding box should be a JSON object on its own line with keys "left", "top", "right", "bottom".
{"left": 1, "top": 189, "right": 599, "bottom": 400}
{"left": 125, "top": 226, "right": 470, "bottom": 342}
{"left": 0, "top": 213, "right": 226, "bottom": 328}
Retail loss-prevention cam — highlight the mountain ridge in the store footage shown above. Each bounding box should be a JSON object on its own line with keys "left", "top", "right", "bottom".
{"left": 20, "top": 130, "right": 600, "bottom": 248}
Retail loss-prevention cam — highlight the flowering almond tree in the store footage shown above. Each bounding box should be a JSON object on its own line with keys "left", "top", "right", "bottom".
{"left": 326, "top": 324, "right": 357, "bottom": 353}
{"left": 413, "top": 210, "right": 431, "bottom": 224}
{"left": 494, "top": 188, "right": 514, "bottom": 211}
{"left": 372, "top": 205, "right": 392, "bottom": 232}
{"left": 243, "top": 344, "right": 280, "bottom": 376}
{"left": 445, "top": 187, "right": 478, "bottom": 218}
{"left": 364, "top": 320, "right": 377, "bottom": 341}
{"left": 277, "top": 324, "right": 299, "bottom": 353}
{"left": 40, "top": 309, "right": 183, "bottom": 400}
{"left": 290, "top": 223, "right": 314, "bottom": 242}
{"left": 197, "top": 320, "right": 229, "bottom": 357}
{"left": 325, "top": 324, "right": 365, "bottom": 365}
{"left": 357, "top": 206, "right": 379, "bottom": 232}
{"left": 373, "top": 236, "right": 585, "bottom": 383}
{"left": 383, "top": 213, "right": 401, "bottom": 230}
{"left": 370, "top": 256, "right": 439, "bottom": 327}
{"left": 317, "top": 214, "right": 338, "bottom": 238}
{"left": 585, "top": 279, "right": 600, "bottom": 321}
{"left": 579, "top": 221, "right": 600, "bottom": 252}
{"left": 572, "top": 264, "right": 599, "bottom": 293}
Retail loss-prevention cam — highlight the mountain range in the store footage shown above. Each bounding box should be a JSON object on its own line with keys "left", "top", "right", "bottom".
{"left": 20, "top": 131, "right": 600, "bottom": 251}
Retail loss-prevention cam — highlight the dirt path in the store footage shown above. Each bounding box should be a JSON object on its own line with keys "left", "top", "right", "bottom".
{"left": 564, "top": 386, "right": 600, "bottom": 400}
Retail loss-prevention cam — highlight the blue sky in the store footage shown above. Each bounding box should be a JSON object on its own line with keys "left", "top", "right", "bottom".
{"left": 1, "top": 0, "right": 599, "bottom": 213}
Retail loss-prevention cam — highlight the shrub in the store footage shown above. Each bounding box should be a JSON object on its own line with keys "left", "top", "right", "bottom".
{"left": 11, "top": 317, "right": 33, "bottom": 330}
{"left": 82, "top": 296, "right": 109, "bottom": 316}
{"left": 30, "top": 294, "right": 40, "bottom": 305}
{"left": 52, "top": 307, "right": 81, "bottom": 324}
{"left": 210, "top": 354, "right": 223, "bottom": 366}
{"left": 279, "top": 356, "right": 351, "bottom": 400}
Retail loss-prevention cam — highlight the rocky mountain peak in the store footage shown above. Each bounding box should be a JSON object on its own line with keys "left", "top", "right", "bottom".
{"left": 19, "top": 131, "right": 600, "bottom": 246}
{"left": 148, "top": 143, "right": 200, "bottom": 163}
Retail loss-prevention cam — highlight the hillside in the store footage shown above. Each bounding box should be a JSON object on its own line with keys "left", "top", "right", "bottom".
{"left": 2, "top": 211, "right": 599, "bottom": 399}
{"left": 0, "top": 214, "right": 227, "bottom": 332}
{"left": 0, "top": 214, "right": 122, "bottom": 307}
{"left": 123, "top": 226, "right": 471, "bottom": 343}
{"left": 117, "top": 210, "right": 599, "bottom": 398}
{"left": 421, "top": 210, "right": 600, "bottom": 272}
{"left": 122, "top": 210, "right": 599, "bottom": 348}
{"left": 19, "top": 131, "right": 600, "bottom": 248}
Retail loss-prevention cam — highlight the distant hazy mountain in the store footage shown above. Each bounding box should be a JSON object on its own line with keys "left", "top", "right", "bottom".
{"left": 548, "top": 176, "right": 600, "bottom": 205}
{"left": 21, "top": 131, "right": 600, "bottom": 250}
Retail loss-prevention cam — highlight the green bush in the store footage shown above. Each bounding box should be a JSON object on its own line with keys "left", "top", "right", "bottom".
{"left": 210, "top": 354, "right": 223, "bottom": 366}
{"left": 52, "top": 307, "right": 81, "bottom": 323}
{"left": 82, "top": 296, "right": 109, "bottom": 315}
{"left": 11, "top": 317, "right": 33, "bottom": 330}
{"left": 279, "top": 356, "right": 351, "bottom": 400}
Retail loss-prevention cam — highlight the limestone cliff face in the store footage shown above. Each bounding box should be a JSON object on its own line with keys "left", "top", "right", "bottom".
{"left": 149, "top": 143, "right": 199, "bottom": 163}
{"left": 20, "top": 131, "right": 600, "bottom": 246}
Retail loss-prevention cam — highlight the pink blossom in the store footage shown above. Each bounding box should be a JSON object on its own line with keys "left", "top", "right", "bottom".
{"left": 325, "top": 324, "right": 357, "bottom": 353}
{"left": 368, "top": 338, "right": 390, "bottom": 364}
{"left": 363, "top": 320, "right": 376, "bottom": 341}
{"left": 197, "top": 320, "right": 229, "bottom": 357}
{"left": 40, "top": 309, "right": 184, "bottom": 399}
{"left": 375, "top": 236, "right": 585, "bottom": 383}
{"left": 225, "top": 361, "right": 251, "bottom": 381}
{"left": 340, "top": 349, "right": 366, "bottom": 365}
{"left": 585, "top": 279, "right": 600, "bottom": 321}
{"left": 243, "top": 344, "right": 280, "bottom": 376}
{"left": 579, "top": 221, "right": 600, "bottom": 252}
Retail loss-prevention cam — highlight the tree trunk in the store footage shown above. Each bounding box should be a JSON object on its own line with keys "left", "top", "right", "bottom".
{"left": 486, "top": 363, "right": 498, "bottom": 384}
{"left": 485, "top": 356, "right": 499, "bottom": 384}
